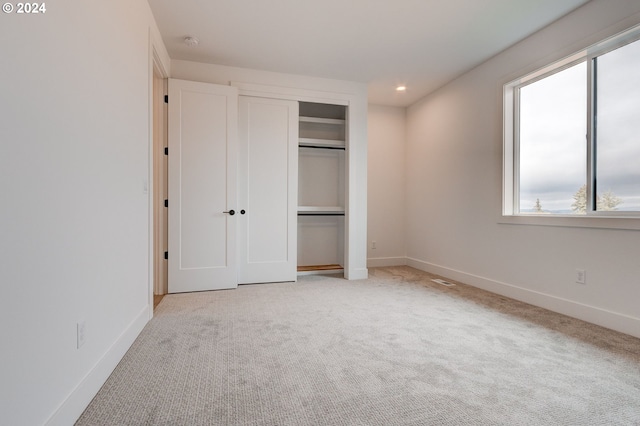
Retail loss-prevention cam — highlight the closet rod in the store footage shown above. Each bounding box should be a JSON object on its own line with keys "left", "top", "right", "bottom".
{"left": 299, "top": 145, "right": 345, "bottom": 150}
{"left": 297, "top": 213, "right": 345, "bottom": 216}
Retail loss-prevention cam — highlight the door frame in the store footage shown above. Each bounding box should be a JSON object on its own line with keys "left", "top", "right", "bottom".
{"left": 149, "top": 42, "right": 169, "bottom": 317}
{"left": 231, "top": 81, "right": 369, "bottom": 281}
{"left": 152, "top": 61, "right": 168, "bottom": 296}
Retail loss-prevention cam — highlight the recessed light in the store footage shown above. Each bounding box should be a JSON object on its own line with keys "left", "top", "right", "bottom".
{"left": 184, "top": 36, "right": 199, "bottom": 47}
{"left": 396, "top": 85, "right": 406, "bottom": 92}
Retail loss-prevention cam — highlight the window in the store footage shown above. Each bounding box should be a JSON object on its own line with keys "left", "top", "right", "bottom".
{"left": 504, "top": 25, "right": 640, "bottom": 218}
{"left": 518, "top": 62, "right": 586, "bottom": 214}
{"left": 594, "top": 40, "right": 640, "bottom": 213}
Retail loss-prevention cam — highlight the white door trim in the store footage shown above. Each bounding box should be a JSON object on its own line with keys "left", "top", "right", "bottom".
{"left": 148, "top": 37, "right": 170, "bottom": 317}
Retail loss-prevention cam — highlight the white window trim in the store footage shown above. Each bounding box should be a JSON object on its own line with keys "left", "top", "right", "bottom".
{"left": 502, "top": 24, "right": 640, "bottom": 231}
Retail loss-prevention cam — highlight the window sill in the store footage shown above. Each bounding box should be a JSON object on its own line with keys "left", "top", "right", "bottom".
{"left": 498, "top": 214, "right": 640, "bottom": 231}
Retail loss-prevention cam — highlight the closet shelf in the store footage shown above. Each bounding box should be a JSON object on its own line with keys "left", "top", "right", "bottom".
{"left": 297, "top": 264, "right": 344, "bottom": 275}
{"left": 298, "top": 206, "right": 345, "bottom": 215}
{"left": 299, "top": 116, "right": 345, "bottom": 125}
{"left": 299, "top": 138, "right": 345, "bottom": 149}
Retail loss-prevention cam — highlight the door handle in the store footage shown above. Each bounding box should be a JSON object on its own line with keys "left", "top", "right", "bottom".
{"left": 240, "top": 209, "right": 246, "bottom": 215}
{"left": 223, "top": 210, "right": 235, "bottom": 215}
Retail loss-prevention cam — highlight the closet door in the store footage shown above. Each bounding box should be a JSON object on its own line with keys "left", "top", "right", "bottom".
{"left": 167, "top": 79, "right": 238, "bottom": 293}
{"left": 238, "top": 96, "right": 298, "bottom": 284}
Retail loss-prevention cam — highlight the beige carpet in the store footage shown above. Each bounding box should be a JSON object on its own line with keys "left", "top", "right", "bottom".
{"left": 77, "top": 266, "right": 640, "bottom": 425}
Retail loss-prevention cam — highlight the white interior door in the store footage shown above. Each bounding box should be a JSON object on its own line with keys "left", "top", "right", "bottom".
{"left": 238, "top": 96, "right": 298, "bottom": 284}
{"left": 168, "top": 79, "right": 238, "bottom": 293}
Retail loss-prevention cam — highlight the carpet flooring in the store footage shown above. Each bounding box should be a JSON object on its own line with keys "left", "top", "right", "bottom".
{"left": 76, "top": 266, "right": 640, "bottom": 425}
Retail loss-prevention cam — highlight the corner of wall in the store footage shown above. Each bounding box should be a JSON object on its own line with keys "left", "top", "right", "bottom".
{"left": 45, "top": 306, "right": 150, "bottom": 426}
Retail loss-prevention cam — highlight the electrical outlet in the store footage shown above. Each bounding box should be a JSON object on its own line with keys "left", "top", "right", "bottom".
{"left": 371, "top": 241, "right": 377, "bottom": 250}
{"left": 77, "top": 321, "right": 86, "bottom": 349}
{"left": 576, "top": 269, "right": 586, "bottom": 284}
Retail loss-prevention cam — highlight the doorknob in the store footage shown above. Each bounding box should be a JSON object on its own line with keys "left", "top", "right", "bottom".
{"left": 240, "top": 209, "right": 246, "bottom": 215}
{"left": 223, "top": 210, "right": 235, "bottom": 215}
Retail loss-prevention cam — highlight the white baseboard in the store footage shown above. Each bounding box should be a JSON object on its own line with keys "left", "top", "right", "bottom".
{"left": 46, "top": 305, "right": 151, "bottom": 426}
{"left": 406, "top": 257, "right": 640, "bottom": 340}
{"left": 367, "top": 256, "right": 407, "bottom": 267}
{"left": 345, "top": 267, "right": 369, "bottom": 280}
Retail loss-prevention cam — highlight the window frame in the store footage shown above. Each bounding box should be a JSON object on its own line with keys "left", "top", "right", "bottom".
{"left": 502, "top": 24, "right": 640, "bottom": 229}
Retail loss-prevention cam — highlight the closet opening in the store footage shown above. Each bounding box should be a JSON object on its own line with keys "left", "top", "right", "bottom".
{"left": 297, "top": 102, "right": 347, "bottom": 276}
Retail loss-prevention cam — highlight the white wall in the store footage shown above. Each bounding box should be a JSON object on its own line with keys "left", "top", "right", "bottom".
{"left": 367, "top": 105, "right": 406, "bottom": 266}
{"left": 171, "top": 60, "right": 369, "bottom": 279}
{"left": 0, "top": 1, "right": 168, "bottom": 424}
{"left": 405, "top": 0, "right": 640, "bottom": 338}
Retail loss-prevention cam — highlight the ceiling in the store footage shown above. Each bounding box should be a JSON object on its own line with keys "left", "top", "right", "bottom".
{"left": 147, "top": 0, "right": 589, "bottom": 107}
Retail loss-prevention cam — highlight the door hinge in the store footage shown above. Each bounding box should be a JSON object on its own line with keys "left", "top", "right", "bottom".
{"left": 164, "top": 95, "right": 168, "bottom": 104}
{"left": 164, "top": 147, "right": 168, "bottom": 156}
{"left": 164, "top": 251, "right": 168, "bottom": 260}
{"left": 164, "top": 199, "right": 168, "bottom": 208}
